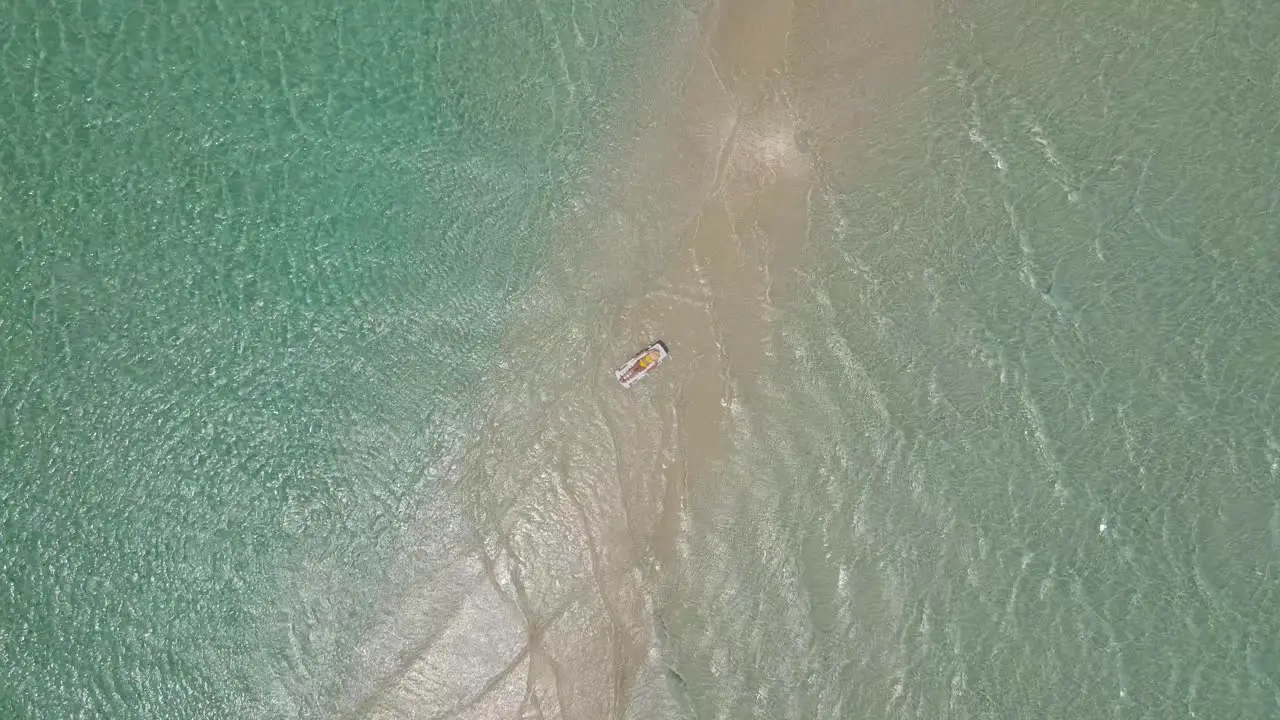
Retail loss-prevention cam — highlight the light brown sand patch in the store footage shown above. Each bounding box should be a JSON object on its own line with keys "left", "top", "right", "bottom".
{"left": 705, "top": 0, "right": 794, "bottom": 100}
{"left": 345, "top": 0, "right": 939, "bottom": 717}
{"left": 787, "top": 0, "right": 938, "bottom": 175}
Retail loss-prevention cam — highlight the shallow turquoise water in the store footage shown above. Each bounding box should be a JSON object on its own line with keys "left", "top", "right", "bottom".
{"left": 1, "top": 0, "right": 670, "bottom": 716}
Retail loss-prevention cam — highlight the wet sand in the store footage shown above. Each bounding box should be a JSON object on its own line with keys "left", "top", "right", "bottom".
{"left": 345, "top": 0, "right": 935, "bottom": 717}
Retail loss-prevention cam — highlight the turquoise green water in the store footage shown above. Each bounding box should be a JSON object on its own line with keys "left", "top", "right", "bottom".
{"left": 1, "top": 0, "right": 672, "bottom": 716}
{"left": 4, "top": 0, "right": 1280, "bottom": 718}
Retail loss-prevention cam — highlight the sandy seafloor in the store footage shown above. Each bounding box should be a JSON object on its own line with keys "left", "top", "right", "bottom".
{"left": 330, "top": 0, "right": 942, "bottom": 717}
